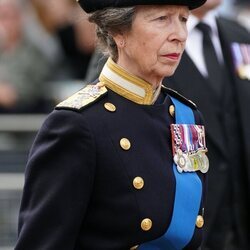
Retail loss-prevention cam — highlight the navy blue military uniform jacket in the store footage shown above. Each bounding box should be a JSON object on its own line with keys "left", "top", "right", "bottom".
{"left": 15, "top": 58, "right": 207, "bottom": 250}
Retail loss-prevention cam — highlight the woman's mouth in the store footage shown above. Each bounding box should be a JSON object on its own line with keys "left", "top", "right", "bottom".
{"left": 162, "top": 53, "right": 181, "bottom": 61}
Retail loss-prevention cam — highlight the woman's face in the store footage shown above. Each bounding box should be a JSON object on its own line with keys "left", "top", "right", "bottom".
{"left": 116, "top": 5, "right": 189, "bottom": 87}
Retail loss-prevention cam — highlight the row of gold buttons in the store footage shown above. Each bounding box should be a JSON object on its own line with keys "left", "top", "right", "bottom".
{"left": 104, "top": 102, "right": 151, "bottom": 247}
{"left": 104, "top": 101, "right": 175, "bottom": 117}
{"left": 121, "top": 136, "right": 152, "bottom": 231}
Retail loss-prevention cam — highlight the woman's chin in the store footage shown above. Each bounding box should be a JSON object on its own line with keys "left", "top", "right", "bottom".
{"left": 160, "top": 68, "right": 177, "bottom": 78}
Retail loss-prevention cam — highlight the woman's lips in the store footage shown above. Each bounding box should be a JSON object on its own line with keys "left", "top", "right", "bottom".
{"left": 162, "top": 53, "right": 181, "bottom": 60}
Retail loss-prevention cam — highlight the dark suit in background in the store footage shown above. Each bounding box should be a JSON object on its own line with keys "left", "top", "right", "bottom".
{"left": 164, "top": 15, "right": 250, "bottom": 250}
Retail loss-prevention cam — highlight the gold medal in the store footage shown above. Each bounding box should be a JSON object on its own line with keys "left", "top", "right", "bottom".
{"left": 190, "top": 154, "right": 202, "bottom": 172}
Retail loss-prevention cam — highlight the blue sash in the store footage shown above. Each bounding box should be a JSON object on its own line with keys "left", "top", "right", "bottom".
{"left": 139, "top": 97, "right": 202, "bottom": 250}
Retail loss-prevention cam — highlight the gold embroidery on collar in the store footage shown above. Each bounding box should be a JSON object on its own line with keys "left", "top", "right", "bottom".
{"left": 100, "top": 58, "right": 158, "bottom": 105}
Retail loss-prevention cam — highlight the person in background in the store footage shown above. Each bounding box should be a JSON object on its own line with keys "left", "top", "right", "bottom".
{"left": 0, "top": 0, "right": 52, "bottom": 113}
{"left": 15, "top": 0, "right": 209, "bottom": 249}
{"left": 30, "top": 0, "right": 96, "bottom": 80}
{"left": 164, "top": 0, "right": 250, "bottom": 249}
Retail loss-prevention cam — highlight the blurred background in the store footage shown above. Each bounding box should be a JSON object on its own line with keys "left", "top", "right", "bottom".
{"left": 0, "top": 0, "right": 96, "bottom": 249}
{"left": 0, "top": 0, "right": 249, "bottom": 249}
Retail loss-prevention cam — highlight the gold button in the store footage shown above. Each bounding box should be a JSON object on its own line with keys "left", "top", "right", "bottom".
{"left": 104, "top": 102, "right": 116, "bottom": 112}
{"left": 120, "top": 138, "right": 131, "bottom": 150}
{"left": 169, "top": 105, "right": 175, "bottom": 117}
{"left": 141, "top": 218, "right": 152, "bottom": 231}
{"left": 196, "top": 215, "right": 204, "bottom": 228}
{"left": 130, "top": 245, "right": 139, "bottom": 250}
{"left": 133, "top": 177, "right": 144, "bottom": 190}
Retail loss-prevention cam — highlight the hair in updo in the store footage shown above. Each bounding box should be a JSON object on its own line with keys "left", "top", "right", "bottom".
{"left": 88, "top": 7, "right": 136, "bottom": 62}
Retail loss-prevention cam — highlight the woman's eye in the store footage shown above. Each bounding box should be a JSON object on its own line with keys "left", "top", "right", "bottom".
{"left": 157, "top": 16, "right": 168, "bottom": 21}
{"left": 181, "top": 16, "right": 188, "bottom": 23}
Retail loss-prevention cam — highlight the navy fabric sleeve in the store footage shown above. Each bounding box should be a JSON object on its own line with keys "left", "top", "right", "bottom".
{"left": 15, "top": 109, "right": 96, "bottom": 250}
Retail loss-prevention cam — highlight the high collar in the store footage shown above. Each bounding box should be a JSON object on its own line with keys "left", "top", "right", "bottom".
{"left": 99, "top": 58, "right": 161, "bottom": 105}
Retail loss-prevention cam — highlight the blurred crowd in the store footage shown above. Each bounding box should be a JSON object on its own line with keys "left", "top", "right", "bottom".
{"left": 0, "top": 0, "right": 95, "bottom": 113}
{"left": 0, "top": 0, "right": 249, "bottom": 114}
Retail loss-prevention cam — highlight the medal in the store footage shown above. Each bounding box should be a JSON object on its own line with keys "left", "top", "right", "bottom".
{"left": 174, "top": 149, "right": 192, "bottom": 173}
{"left": 231, "top": 42, "right": 250, "bottom": 80}
{"left": 198, "top": 152, "right": 209, "bottom": 173}
{"left": 171, "top": 124, "right": 209, "bottom": 173}
{"left": 238, "top": 64, "right": 250, "bottom": 80}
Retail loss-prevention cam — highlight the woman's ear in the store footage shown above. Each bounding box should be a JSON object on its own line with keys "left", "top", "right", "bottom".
{"left": 113, "top": 34, "right": 126, "bottom": 48}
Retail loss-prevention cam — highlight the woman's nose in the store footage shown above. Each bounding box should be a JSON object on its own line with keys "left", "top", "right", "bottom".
{"left": 168, "top": 21, "right": 188, "bottom": 43}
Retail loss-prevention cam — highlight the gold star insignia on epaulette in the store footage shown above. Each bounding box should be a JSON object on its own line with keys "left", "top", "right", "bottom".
{"left": 56, "top": 84, "right": 107, "bottom": 110}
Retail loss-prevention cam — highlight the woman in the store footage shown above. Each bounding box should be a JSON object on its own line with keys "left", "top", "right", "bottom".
{"left": 15, "top": 0, "right": 208, "bottom": 249}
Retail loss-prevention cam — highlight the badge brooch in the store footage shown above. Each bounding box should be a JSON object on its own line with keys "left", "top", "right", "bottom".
{"left": 171, "top": 124, "right": 209, "bottom": 173}
{"left": 231, "top": 42, "right": 250, "bottom": 81}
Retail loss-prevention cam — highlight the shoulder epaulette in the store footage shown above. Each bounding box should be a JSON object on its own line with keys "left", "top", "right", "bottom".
{"left": 56, "top": 84, "right": 107, "bottom": 111}
{"left": 162, "top": 85, "right": 197, "bottom": 109}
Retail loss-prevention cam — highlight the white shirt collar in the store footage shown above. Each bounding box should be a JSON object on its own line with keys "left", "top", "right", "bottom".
{"left": 185, "top": 11, "right": 224, "bottom": 77}
{"left": 187, "top": 10, "right": 220, "bottom": 37}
